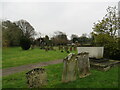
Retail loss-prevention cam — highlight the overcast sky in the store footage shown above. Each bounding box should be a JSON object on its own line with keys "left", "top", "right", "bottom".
{"left": 0, "top": 0, "right": 119, "bottom": 39}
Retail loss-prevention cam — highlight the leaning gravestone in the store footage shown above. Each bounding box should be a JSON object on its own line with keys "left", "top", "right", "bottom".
{"left": 62, "top": 53, "right": 78, "bottom": 83}
{"left": 26, "top": 68, "right": 47, "bottom": 88}
{"left": 77, "top": 52, "right": 91, "bottom": 78}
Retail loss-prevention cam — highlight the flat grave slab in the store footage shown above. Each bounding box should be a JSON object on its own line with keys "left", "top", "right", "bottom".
{"left": 90, "top": 59, "right": 120, "bottom": 71}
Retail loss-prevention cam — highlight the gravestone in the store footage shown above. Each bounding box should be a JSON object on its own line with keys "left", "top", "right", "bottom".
{"left": 26, "top": 68, "right": 47, "bottom": 88}
{"left": 64, "top": 46, "right": 69, "bottom": 53}
{"left": 70, "top": 46, "right": 72, "bottom": 51}
{"left": 77, "top": 52, "right": 91, "bottom": 78}
{"left": 74, "top": 46, "right": 77, "bottom": 51}
{"left": 62, "top": 53, "right": 78, "bottom": 83}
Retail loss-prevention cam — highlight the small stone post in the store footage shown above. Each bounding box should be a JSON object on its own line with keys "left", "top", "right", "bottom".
{"left": 62, "top": 53, "right": 78, "bottom": 83}
{"left": 26, "top": 68, "right": 47, "bottom": 88}
{"left": 77, "top": 52, "right": 91, "bottom": 78}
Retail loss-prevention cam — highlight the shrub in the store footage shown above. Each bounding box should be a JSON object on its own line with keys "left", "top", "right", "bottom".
{"left": 104, "top": 42, "right": 120, "bottom": 60}
{"left": 20, "top": 36, "right": 31, "bottom": 50}
{"left": 94, "top": 34, "right": 120, "bottom": 60}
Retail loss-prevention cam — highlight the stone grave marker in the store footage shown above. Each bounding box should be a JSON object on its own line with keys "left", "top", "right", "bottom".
{"left": 74, "top": 46, "right": 77, "bottom": 51}
{"left": 77, "top": 52, "right": 91, "bottom": 78}
{"left": 26, "top": 68, "right": 47, "bottom": 88}
{"left": 70, "top": 46, "right": 72, "bottom": 51}
{"left": 64, "top": 46, "right": 69, "bottom": 53}
{"left": 62, "top": 53, "right": 78, "bottom": 83}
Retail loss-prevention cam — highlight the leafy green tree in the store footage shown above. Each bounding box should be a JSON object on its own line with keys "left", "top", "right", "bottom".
{"left": 92, "top": 6, "right": 120, "bottom": 59}
{"left": 44, "top": 35, "right": 50, "bottom": 45}
{"left": 51, "top": 31, "right": 68, "bottom": 45}
{"left": 78, "top": 33, "right": 88, "bottom": 45}
{"left": 71, "top": 34, "right": 79, "bottom": 43}
{"left": 2, "top": 20, "right": 23, "bottom": 46}
{"left": 20, "top": 36, "right": 31, "bottom": 50}
{"left": 93, "top": 6, "right": 119, "bottom": 36}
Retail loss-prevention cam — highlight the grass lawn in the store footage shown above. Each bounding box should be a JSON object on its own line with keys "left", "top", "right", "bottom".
{"left": 2, "top": 47, "right": 75, "bottom": 69}
{"left": 2, "top": 63, "right": 119, "bottom": 88}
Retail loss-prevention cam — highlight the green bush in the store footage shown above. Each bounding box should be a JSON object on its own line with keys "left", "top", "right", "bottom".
{"left": 94, "top": 34, "right": 120, "bottom": 60}
{"left": 20, "top": 36, "right": 31, "bottom": 50}
{"left": 104, "top": 42, "right": 120, "bottom": 60}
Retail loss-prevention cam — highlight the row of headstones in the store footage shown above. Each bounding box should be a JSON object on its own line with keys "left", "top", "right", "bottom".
{"left": 26, "top": 52, "right": 90, "bottom": 88}
{"left": 59, "top": 46, "right": 77, "bottom": 53}
{"left": 30, "top": 45, "right": 55, "bottom": 51}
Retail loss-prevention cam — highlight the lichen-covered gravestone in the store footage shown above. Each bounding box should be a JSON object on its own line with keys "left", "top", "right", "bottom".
{"left": 26, "top": 68, "right": 47, "bottom": 88}
{"left": 77, "top": 52, "right": 91, "bottom": 78}
{"left": 62, "top": 53, "right": 78, "bottom": 83}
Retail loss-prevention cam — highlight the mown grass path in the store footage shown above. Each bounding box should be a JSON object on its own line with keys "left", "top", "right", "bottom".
{"left": 2, "top": 47, "right": 70, "bottom": 69}
{"left": 1, "top": 59, "right": 63, "bottom": 76}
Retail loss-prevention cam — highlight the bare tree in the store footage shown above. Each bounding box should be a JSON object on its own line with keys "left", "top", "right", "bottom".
{"left": 51, "top": 31, "right": 68, "bottom": 45}
{"left": 15, "top": 19, "right": 35, "bottom": 38}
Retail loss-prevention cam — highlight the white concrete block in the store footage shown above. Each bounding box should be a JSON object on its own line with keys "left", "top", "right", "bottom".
{"left": 77, "top": 47, "right": 104, "bottom": 59}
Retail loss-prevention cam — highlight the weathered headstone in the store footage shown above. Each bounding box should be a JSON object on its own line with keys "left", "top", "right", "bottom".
{"left": 62, "top": 53, "right": 78, "bottom": 83}
{"left": 77, "top": 52, "right": 91, "bottom": 78}
{"left": 26, "top": 68, "right": 47, "bottom": 88}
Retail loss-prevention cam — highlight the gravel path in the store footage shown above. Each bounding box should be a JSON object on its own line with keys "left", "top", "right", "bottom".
{"left": 1, "top": 59, "right": 63, "bottom": 76}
